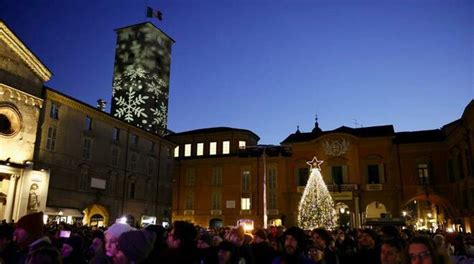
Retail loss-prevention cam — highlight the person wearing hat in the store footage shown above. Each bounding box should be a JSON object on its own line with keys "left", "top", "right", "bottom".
{"left": 273, "top": 226, "right": 314, "bottom": 264}
{"left": 113, "top": 229, "right": 156, "bottom": 264}
{"left": 312, "top": 228, "right": 338, "bottom": 264}
{"left": 251, "top": 228, "right": 276, "bottom": 264}
{"left": 12, "top": 211, "right": 57, "bottom": 264}
{"left": 104, "top": 223, "right": 134, "bottom": 259}
{"left": 61, "top": 234, "right": 86, "bottom": 264}
{"left": 354, "top": 228, "right": 381, "bottom": 264}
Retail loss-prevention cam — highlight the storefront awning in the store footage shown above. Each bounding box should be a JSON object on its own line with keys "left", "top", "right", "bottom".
{"left": 45, "top": 207, "right": 83, "bottom": 217}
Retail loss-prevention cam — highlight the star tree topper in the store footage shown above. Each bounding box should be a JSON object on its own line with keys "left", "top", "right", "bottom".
{"left": 307, "top": 156, "right": 324, "bottom": 171}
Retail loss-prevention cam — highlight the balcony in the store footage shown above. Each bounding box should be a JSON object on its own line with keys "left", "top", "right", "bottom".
{"left": 183, "top": 210, "right": 194, "bottom": 215}
{"left": 366, "top": 184, "right": 383, "bottom": 191}
{"left": 240, "top": 210, "right": 252, "bottom": 215}
{"left": 210, "top": 210, "right": 222, "bottom": 215}
{"left": 326, "top": 184, "right": 358, "bottom": 192}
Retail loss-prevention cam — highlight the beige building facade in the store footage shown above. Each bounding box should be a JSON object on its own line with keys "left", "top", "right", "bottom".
{"left": 0, "top": 20, "right": 51, "bottom": 222}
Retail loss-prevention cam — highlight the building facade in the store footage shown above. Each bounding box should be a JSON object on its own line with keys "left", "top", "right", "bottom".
{"left": 1, "top": 20, "right": 176, "bottom": 226}
{"left": 0, "top": 20, "right": 51, "bottom": 222}
{"left": 35, "top": 88, "right": 175, "bottom": 226}
{"left": 169, "top": 106, "right": 474, "bottom": 232}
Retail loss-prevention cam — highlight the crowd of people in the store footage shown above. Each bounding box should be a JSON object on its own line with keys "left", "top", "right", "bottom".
{"left": 1, "top": 211, "right": 474, "bottom": 264}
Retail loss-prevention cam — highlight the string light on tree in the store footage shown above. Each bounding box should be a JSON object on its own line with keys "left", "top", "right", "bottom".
{"left": 297, "top": 156, "right": 338, "bottom": 230}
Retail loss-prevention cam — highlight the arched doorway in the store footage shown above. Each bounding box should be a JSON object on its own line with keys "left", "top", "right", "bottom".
{"left": 90, "top": 214, "right": 104, "bottom": 227}
{"left": 365, "top": 201, "right": 387, "bottom": 219}
{"left": 209, "top": 218, "right": 223, "bottom": 228}
{"left": 83, "top": 204, "right": 109, "bottom": 227}
{"left": 402, "top": 194, "right": 456, "bottom": 232}
{"left": 335, "top": 202, "right": 351, "bottom": 228}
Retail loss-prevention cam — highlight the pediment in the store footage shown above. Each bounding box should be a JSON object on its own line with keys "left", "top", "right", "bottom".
{"left": 0, "top": 20, "right": 51, "bottom": 83}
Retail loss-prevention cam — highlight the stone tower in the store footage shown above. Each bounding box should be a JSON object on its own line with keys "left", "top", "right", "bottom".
{"left": 111, "top": 22, "right": 174, "bottom": 135}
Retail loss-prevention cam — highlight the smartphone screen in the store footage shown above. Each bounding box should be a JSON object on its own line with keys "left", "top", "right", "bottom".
{"left": 60, "top": 230, "right": 71, "bottom": 238}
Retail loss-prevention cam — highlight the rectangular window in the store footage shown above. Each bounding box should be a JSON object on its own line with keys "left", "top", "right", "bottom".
{"left": 46, "top": 127, "right": 57, "bottom": 150}
{"left": 239, "top": 141, "right": 246, "bottom": 149}
{"left": 50, "top": 103, "right": 59, "bottom": 119}
{"left": 210, "top": 142, "right": 217, "bottom": 155}
{"left": 150, "top": 141, "right": 155, "bottom": 152}
{"left": 196, "top": 143, "right": 204, "bottom": 156}
{"left": 242, "top": 170, "right": 251, "bottom": 192}
{"left": 185, "top": 168, "right": 196, "bottom": 186}
{"left": 367, "top": 165, "right": 380, "bottom": 184}
{"left": 85, "top": 116, "right": 92, "bottom": 130}
{"left": 332, "top": 166, "right": 344, "bottom": 184}
{"left": 297, "top": 168, "right": 309, "bottom": 186}
{"left": 185, "top": 191, "right": 194, "bottom": 210}
{"left": 212, "top": 167, "right": 223, "bottom": 186}
{"left": 241, "top": 198, "right": 251, "bottom": 210}
{"left": 212, "top": 191, "right": 222, "bottom": 210}
{"left": 147, "top": 158, "right": 154, "bottom": 175}
{"left": 268, "top": 167, "right": 277, "bottom": 190}
{"left": 129, "top": 182, "right": 136, "bottom": 199}
{"left": 174, "top": 146, "right": 179, "bottom": 157}
{"left": 268, "top": 191, "right": 277, "bottom": 209}
{"left": 82, "top": 138, "right": 91, "bottom": 159}
{"left": 222, "top": 141, "right": 230, "bottom": 154}
{"left": 111, "top": 147, "right": 119, "bottom": 166}
{"left": 418, "top": 163, "right": 429, "bottom": 185}
{"left": 130, "top": 153, "right": 138, "bottom": 171}
{"left": 112, "top": 127, "right": 120, "bottom": 141}
{"left": 130, "top": 134, "right": 138, "bottom": 146}
{"left": 184, "top": 144, "right": 191, "bottom": 157}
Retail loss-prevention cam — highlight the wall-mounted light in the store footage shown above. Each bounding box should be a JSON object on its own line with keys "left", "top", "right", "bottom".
{"left": 427, "top": 213, "right": 432, "bottom": 218}
{"left": 402, "top": 211, "right": 407, "bottom": 217}
{"left": 5, "top": 157, "right": 10, "bottom": 166}
{"left": 340, "top": 207, "right": 345, "bottom": 214}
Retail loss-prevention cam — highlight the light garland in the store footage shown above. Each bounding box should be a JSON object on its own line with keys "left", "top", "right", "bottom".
{"left": 297, "top": 156, "right": 338, "bottom": 230}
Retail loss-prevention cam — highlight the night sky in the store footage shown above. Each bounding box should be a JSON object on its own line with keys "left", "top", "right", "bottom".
{"left": 1, "top": 0, "right": 472, "bottom": 144}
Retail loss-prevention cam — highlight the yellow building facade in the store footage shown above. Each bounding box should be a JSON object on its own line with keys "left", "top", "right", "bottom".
{"left": 169, "top": 104, "right": 474, "bottom": 231}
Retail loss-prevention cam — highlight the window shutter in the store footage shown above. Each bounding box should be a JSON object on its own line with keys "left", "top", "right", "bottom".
{"left": 379, "top": 163, "right": 385, "bottom": 183}
{"left": 342, "top": 165, "right": 348, "bottom": 184}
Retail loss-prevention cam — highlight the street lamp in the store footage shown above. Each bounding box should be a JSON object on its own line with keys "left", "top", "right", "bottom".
{"left": 239, "top": 145, "right": 291, "bottom": 228}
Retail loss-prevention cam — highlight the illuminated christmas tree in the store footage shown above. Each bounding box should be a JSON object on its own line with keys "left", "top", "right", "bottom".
{"left": 297, "top": 156, "right": 338, "bottom": 230}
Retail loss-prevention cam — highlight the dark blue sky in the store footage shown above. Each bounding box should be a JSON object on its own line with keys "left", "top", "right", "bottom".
{"left": 2, "top": 0, "right": 473, "bottom": 144}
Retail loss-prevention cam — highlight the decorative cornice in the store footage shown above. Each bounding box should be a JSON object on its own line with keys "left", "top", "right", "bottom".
{"left": 0, "top": 21, "right": 52, "bottom": 82}
{"left": 0, "top": 83, "right": 43, "bottom": 109}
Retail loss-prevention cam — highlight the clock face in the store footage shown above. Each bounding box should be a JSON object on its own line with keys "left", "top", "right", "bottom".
{"left": 0, "top": 104, "right": 22, "bottom": 137}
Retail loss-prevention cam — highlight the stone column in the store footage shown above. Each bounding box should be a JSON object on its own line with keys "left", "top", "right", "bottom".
{"left": 355, "top": 196, "right": 361, "bottom": 228}
{"left": 5, "top": 174, "right": 18, "bottom": 222}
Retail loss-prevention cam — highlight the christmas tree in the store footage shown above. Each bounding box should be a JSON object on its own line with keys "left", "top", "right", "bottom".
{"left": 297, "top": 156, "right": 338, "bottom": 230}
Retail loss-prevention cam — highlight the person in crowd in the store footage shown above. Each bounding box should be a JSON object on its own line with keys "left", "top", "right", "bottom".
{"left": 197, "top": 230, "right": 218, "bottom": 264}
{"left": 251, "top": 228, "right": 276, "bottom": 264}
{"left": 307, "top": 245, "right": 325, "bottom": 264}
{"left": 0, "top": 223, "right": 15, "bottom": 263}
{"left": 354, "top": 228, "right": 381, "bottom": 264}
{"left": 451, "top": 235, "right": 474, "bottom": 264}
{"left": 87, "top": 230, "right": 108, "bottom": 264}
{"left": 160, "top": 220, "right": 199, "bottom": 263}
{"left": 380, "top": 238, "right": 404, "bottom": 264}
{"left": 218, "top": 240, "right": 241, "bottom": 264}
{"left": 27, "top": 246, "right": 62, "bottom": 264}
{"left": 404, "top": 235, "right": 450, "bottom": 264}
{"left": 311, "top": 228, "right": 338, "bottom": 264}
{"left": 61, "top": 234, "right": 86, "bottom": 264}
{"left": 12, "top": 212, "right": 58, "bottom": 264}
{"left": 144, "top": 224, "right": 167, "bottom": 264}
{"left": 104, "top": 223, "right": 134, "bottom": 260}
{"left": 272, "top": 226, "right": 314, "bottom": 264}
{"left": 228, "top": 226, "right": 255, "bottom": 264}
{"left": 113, "top": 229, "right": 156, "bottom": 264}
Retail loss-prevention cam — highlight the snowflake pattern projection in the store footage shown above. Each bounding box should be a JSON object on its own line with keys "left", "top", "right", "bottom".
{"left": 149, "top": 101, "right": 168, "bottom": 129}
{"left": 114, "top": 86, "right": 149, "bottom": 123}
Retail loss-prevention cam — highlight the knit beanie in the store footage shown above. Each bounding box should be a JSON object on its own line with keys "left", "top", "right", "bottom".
{"left": 104, "top": 223, "right": 134, "bottom": 239}
{"left": 16, "top": 212, "right": 44, "bottom": 238}
{"left": 118, "top": 230, "right": 156, "bottom": 263}
{"left": 284, "top": 226, "right": 307, "bottom": 249}
{"left": 64, "top": 235, "right": 84, "bottom": 251}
